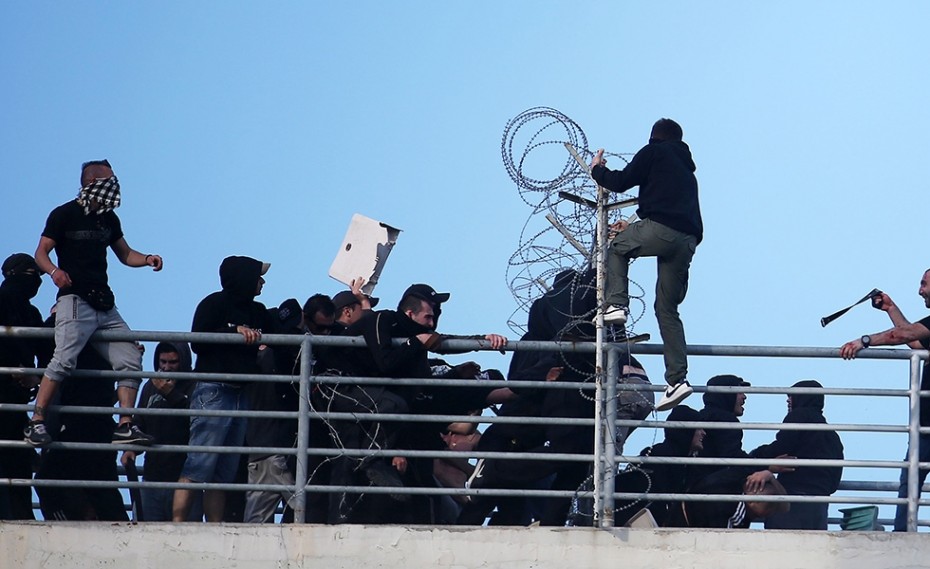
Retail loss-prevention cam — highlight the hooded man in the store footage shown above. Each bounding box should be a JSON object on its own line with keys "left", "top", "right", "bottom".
{"left": 0, "top": 253, "right": 49, "bottom": 519}
{"left": 121, "top": 341, "right": 200, "bottom": 521}
{"left": 615, "top": 404, "right": 706, "bottom": 527}
{"left": 172, "top": 255, "right": 271, "bottom": 522}
{"left": 695, "top": 374, "right": 753, "bottom": 485}
{"left": 590, "top": 119, "right": 703, "bottom": 411}
{"left": 26, "top": 159, "right": 163, "bottom": 447}
{"left": 751, "top": 379, "right": 844, "bottom": 529}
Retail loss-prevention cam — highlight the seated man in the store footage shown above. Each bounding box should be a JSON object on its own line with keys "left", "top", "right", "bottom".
{"left": 614, "top": 405, "right": 705, "bottom": 527}
{"left": 675, "top": 468, "right": 788, "bottom": 529}
{"left": 751, "top": 379, "right": 843, "bottom": 530}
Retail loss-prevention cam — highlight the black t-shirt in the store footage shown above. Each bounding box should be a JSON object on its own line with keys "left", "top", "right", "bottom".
{"left": 42, "top": 200, "right": 123, "bottom": 298}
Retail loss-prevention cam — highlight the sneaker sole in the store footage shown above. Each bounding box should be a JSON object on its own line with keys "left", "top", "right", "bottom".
{"left": 365, "top": 467, "right": 409, "bottom": 502}
{"left": 655, "top": 383, "right": 693, "bottom": 412}
{"left": 111, "top": 438, "right": 155, "bottom": 446}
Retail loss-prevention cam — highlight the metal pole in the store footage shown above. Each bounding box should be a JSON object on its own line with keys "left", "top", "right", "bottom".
{"left": 601, "top": 346, "right": 619, "bottom": 528}
{"left": 906, "top": 353, "right": 921, "bottom": 531}
{"left": 293, "top": 335, "right": 312, "bottom": 523}
{"left": 591, "top": 158, "right": 609, "bottom": 526}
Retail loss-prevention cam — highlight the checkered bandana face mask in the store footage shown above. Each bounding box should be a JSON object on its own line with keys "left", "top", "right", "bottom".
{"left": 77, "top": 176, "right": 121, "bottom": 215}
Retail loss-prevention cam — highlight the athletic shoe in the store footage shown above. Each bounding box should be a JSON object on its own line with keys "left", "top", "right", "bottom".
{"left": 112, "top": 423, "right": 155, "bottom": 445}
{"left": 364, "top": 461, "right": 409, "bottom": 502}
{"left": 655, "top": 380, "right": 693, "bottom": 411}
{"left": 601, "top": 305, "right": 629, "bottom": 325}
{"left": 24, "top": 421, "right": 52, "bottom": 447}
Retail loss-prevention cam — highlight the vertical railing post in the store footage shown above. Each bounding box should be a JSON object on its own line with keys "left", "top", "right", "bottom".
{"left": 591, "top": 168, "right": 609, "bottom": 527}
{"left": 600, "top": 345, "right": 619, "bottom": 528}
{"left": 906, "top": 352, "right": 922, "bottom": 532}
{"left": 293, "top": 335, "right": 312, "bottom": 523}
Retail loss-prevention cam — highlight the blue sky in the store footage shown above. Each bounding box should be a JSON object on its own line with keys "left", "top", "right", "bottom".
{"left": 3, "top": 2, "right": 929, "bottom": 522}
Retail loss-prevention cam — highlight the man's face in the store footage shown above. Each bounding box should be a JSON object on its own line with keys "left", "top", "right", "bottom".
{"left": 339, "top": 303, "right": 362, "bottom": 326}
{"left": 158, "top": 351, "right": 181, "bottom": 372}
{"left": 256, "top": 275, "right": 265, "bottom": 296}
{"left": 919, "top": 271, "right": 930, "bottom": 308}
{"left": 733, "top": 392, "right": 747, "bottom": 416}
{"left": 307, "top": 311, "right": 335, "bottom": 335}
{"left": 690, "top": 428, "right": 706, "bottom": 454}
{"left": 406, "top": 299, "right": 435, "bottom": 328}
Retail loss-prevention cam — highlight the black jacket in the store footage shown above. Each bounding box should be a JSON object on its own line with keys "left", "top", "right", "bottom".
{"left": 191, "top": 256, "right": 270, "bottom": 378}
{"left": 751, "top": 381, "right": 844, "bottom": 496}
{"left": 0, "top": 274, "right": 49, "bottom": 408}
{"left": 591, "top": 140, "right": 703, "bottom": 243}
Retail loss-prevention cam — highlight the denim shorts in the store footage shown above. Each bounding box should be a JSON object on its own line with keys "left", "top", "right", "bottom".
{"left": 180, "top": 382, "right": 248, "bottom": 484}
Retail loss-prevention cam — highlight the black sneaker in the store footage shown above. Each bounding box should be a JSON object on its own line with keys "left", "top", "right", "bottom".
{"left": 364, "top": 460, "right": 409, "bottom": 502}
{"left": 24, "top": 421, "right": 52, "bottom": 447}
{"left": 112, "top": 423, "right": 155, "bottom": 445}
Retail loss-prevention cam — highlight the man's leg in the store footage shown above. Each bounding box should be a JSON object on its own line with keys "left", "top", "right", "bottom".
{"left": 605, "top": 219, "right": 665, "bottom": 310}
{"left": 245, "top": 455, "right": 295, "bottom": 523}
{"left": 26, "top": 296, "right": 97, "bottom": 445}
{"left": 654, "top": 228, "right": 696, "bottom": 386}
{"left": 894, "top": 435, "right": 930, "bottom": 531}
{"left": 92, "top": 309, "right": 154, "bottom": 443}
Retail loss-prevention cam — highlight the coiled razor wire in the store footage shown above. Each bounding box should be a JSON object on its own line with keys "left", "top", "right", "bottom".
{"left": 501, "top": 107, "right": 644, "bottom": 336}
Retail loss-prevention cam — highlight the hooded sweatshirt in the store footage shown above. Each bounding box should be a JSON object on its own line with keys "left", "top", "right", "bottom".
{"left": 696, "top": 374, "right": 756, "bottom": 484}
{"left": 751, "top": 380, "right": 844, "bottom": 496}
{"left": 591, "top": 139, "right": 703, "bottom": 243}
{"left": 191, "top": 256, "right": 270, "bottom": 378}
{"left": 0, "top": 257, "right": 49, "bottom": 408}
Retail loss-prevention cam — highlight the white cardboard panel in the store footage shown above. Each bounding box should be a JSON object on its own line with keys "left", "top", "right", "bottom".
{"left": 328, "top": 213, "right": 401, "bottom": 295}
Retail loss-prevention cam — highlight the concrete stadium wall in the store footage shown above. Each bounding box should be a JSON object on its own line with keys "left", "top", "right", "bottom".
{"left": 2, "top": 523, "right": 927, "bottom": 569}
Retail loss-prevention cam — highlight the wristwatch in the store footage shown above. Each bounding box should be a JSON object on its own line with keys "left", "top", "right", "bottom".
{"left": 861, "top": 335, "right": 872, "bottom": 348}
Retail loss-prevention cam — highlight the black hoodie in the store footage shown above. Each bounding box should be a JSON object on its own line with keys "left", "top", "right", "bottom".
{"left": 591, "top": 139, "right": 703, "bottom": 243}
{"left": 751, "top": 380, "right": 844, "bottom": 496}
{"left": 697, "top": 374, "right": 756, "bottom": 484}
{"left": 190, "top": 256, "right": 270, "bottom": 378}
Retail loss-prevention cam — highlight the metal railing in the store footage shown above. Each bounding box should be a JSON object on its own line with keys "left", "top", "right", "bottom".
{"left": 0, "top": 326, "right": 926, "bottom": 530}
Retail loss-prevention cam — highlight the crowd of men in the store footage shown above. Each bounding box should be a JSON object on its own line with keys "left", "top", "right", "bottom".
{"left": 0, "top": 147, "right": 922, "bottom": 530}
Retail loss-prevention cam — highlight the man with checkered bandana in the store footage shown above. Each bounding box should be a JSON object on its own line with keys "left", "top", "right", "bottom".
{"left": 24, "top": 160, "right": 164, "bottom": 447}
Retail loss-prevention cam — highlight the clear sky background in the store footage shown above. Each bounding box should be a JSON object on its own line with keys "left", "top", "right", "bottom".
{"left": 3, "top": 2, "right": 929, "bottom": 525}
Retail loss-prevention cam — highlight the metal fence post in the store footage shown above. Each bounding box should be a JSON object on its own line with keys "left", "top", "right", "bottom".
{"left": 293, "top": 335, "right": 312, "bottom": 523}
{"left": 906, "top": 353, "right": 921, "bottom": 532}
{"left": 600, "top": 345, "right": 619, "bottom": 528}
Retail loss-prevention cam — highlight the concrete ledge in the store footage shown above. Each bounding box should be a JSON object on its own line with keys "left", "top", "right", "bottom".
{"left": 1, "top": 522, "right": 926, "bottom": 569}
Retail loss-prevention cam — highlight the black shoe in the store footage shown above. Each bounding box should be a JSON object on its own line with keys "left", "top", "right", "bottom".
{"left": 112, "top": 422, "right": 155, "bottom": 445}
{"left": 364, "top": 461, "right": 409, "bottom": 502}
{"left": 24, "top": 421, "right": 52, "bottom": 447}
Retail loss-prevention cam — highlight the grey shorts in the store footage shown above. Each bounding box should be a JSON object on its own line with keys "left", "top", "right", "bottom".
{"left": 244, "top": 454, "right": 297, "bottom": 523}
{"left": 45, "top": 295, "right": 141, "bottom": 389}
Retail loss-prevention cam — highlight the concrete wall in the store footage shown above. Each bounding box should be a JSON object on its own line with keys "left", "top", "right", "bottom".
{"left": 2, "top": 523, "right": 928, "bottom": 569}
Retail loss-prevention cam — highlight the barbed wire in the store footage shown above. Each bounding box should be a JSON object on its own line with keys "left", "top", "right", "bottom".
{"left": 501, "top": 106, "right": 644, "bottom": 336}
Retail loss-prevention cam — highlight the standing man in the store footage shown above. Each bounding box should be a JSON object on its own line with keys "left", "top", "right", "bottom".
{"left": 590, "top": 119, "right": 703, "bottom": 411}
{"left": 25, "top": 159, "right": 162, "bottom": 446}
{"left": 840, "top": 269, "right": 930, "bottom": 531}
{"left": 173, "top": 255, "right": 271, "bottom": 522}
{"left": 121, "top": 341, "right": 201, "bottom": 521}
{"left": 0, "top": 254, "right": 49, "bottom": 519}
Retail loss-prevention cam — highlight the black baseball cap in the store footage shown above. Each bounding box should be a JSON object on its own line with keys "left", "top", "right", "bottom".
{"left": 332, "top": 290, "right": 379, "bottom": 311}
{"left": 2, "top": 253, "right": 39, "bottom": 277}
{"left": 706, "top": 374, "right": 751, "bottom": 387}
{"left": 402, "top": 283, "right": 450, "bottom": 305}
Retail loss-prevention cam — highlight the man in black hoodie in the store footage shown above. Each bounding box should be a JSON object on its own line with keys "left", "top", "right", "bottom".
{"left": 695, "top": 374, "right": 753, "bottom": 485}
{"left": 590, "top": 119, "right": 702, "bottom": 411}
{"left": 751, "top": 379, "right": 843, "bottom": 530}
{"left": 121, "top": 341, "right": 200, "bottom": 521}
{"left": 614, "top": 404, "right": 706, "bottom": 527}
{"left": 172, "top": 256, "right": 271, "bottom": 522}
{"left": 0, "top": 253, "right": 50, "bottom": 519}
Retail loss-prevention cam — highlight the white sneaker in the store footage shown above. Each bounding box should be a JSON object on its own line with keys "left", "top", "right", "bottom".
{"left": 601, "top": 305, "right": 629, "bottom": 325}
{"left": 655, "top": 380, "right": 693, "bottom": 411}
